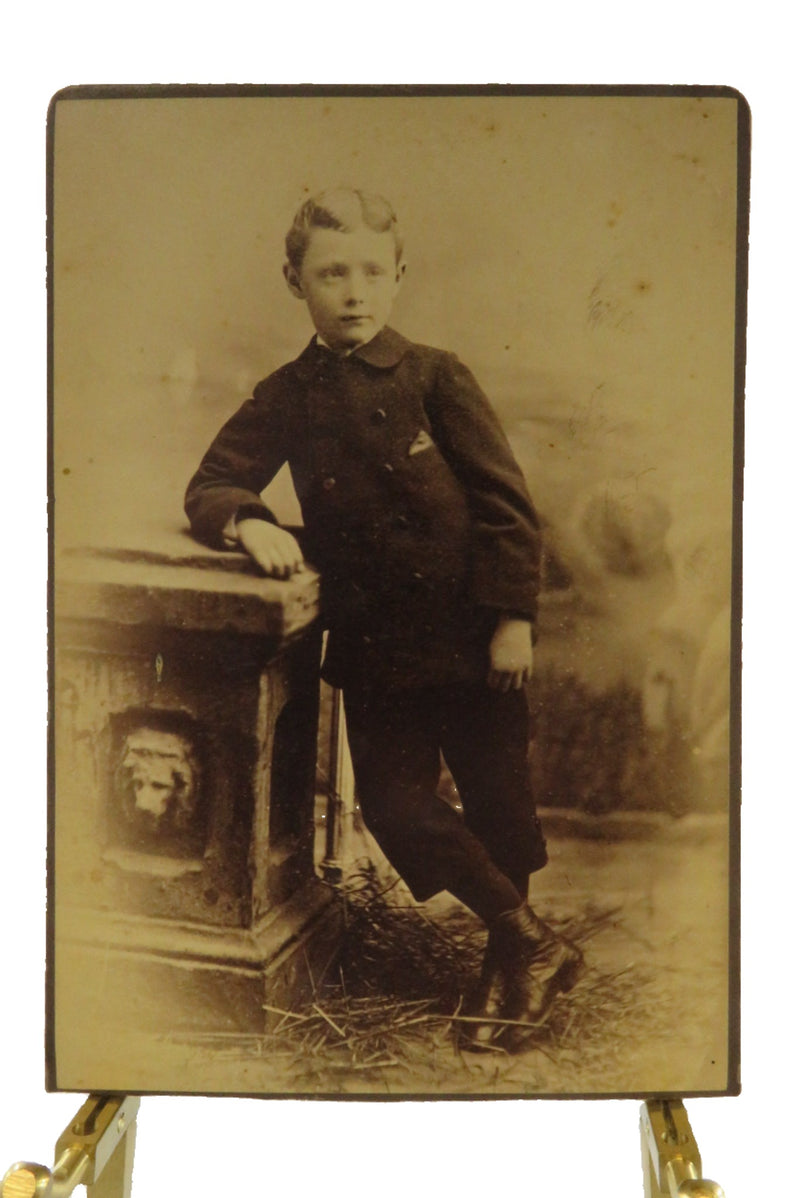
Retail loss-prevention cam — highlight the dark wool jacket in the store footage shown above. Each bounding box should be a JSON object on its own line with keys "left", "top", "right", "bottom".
{"left": 185, "top": 327, "right": 541, "bottom": 691}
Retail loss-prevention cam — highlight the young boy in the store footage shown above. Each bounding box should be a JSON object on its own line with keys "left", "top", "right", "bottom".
{"left": 185, "top": 188, "right": 584, "bottom": 1052}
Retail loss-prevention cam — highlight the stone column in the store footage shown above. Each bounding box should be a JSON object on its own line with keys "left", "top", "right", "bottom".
{"left": 52, "top": 531, "right": 340, "bottom": 1084}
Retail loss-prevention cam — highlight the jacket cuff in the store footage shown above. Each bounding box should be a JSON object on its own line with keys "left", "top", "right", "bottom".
{"left": 234, "top": 502, "right": 277, "bottom": 525}
{"left": 221, "top": 502, "right": 278, "bottom": 547}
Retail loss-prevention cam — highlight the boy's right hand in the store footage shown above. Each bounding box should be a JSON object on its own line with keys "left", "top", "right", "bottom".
{"left": 235, "top": 518, "right": 305, "bottom": 579}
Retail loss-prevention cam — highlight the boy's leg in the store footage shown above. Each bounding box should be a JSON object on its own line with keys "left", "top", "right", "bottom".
{"left": 343, "top": 685, "right": 583, "bottom": 1051}
{"left": 438, "top": 684, "right": 548, "bottom": 894}
{"left": 342, "top": 686, "right": 525, "bottom": 910}
{"left": 439, "top": 685, "right": 584, "bottom": 1050}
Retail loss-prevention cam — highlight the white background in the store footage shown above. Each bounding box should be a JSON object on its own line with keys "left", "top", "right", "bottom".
{"left": 1, "top": 5, "right": 795, "bottom": 1196}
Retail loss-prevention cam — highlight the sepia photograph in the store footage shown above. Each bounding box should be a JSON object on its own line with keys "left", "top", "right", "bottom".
{"left": 48, "top": 85, "right": 745, "bottom": 1098}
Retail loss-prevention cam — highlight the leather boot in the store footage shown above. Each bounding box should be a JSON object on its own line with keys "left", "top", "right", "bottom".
{"left": 492, "top": 904, "right": 585, "bottom": 1051}
{"left": 458, "top": 939, "right": 507, "bottom": 1052}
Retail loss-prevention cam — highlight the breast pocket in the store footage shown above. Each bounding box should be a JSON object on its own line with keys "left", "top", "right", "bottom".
{"left": 407, "top": 428, "right": 435, "bottom": 456}
{"left": 396, "top": 431, "right": 471, "bottom": 548}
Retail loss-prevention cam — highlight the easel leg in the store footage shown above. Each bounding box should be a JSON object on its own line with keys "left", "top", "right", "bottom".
{"left": 640, "top": 1100, "right": 726, "bottom": 1198}
{"left": 87, "top": 1120, "right": 136, "bottom": 1198}
{"left": 641, "top": 1109, "right": 662, "bottom": 1198}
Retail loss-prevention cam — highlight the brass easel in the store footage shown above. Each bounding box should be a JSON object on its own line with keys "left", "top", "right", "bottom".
{"left": 2, "top": 1094, "right": 725, "bottom": 1196}
{"left": 1, "top": 1095, "right": 138, "bottom": 1198}
{"left": 640, "top": 1100, "right": 725, "bottom": 1198}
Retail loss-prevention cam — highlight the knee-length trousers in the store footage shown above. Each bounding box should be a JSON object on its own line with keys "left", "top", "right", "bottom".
{"left": 342, "top": 683, "right": 549, "bottom": 903}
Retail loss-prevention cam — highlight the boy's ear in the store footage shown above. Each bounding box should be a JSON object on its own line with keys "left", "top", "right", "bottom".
{"left": 395, "top": 259, "right": 407, "bottom": 286}
{"left": 283, "top": 262, "right": 305, "bottom": 299}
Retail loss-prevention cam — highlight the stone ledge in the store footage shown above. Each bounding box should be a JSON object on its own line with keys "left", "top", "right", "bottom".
{"left": 56, "top": 529, "right": 321, "bottom": 641}
{"left": 58, "top": 876, "right": 339, "bottom": 976}
{"left": 540, "top": 806, "right": 729, "bottom": 843}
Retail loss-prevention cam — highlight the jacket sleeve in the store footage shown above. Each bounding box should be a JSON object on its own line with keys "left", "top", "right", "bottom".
{"left": 426, "top": 352, "right": 541, "bottom": 623}
{"left": 184, "top": 378, "right": 291, "bottom": 549}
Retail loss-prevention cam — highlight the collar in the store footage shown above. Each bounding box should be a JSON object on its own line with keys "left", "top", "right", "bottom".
{"left": 295, "top": 326, "right": 411, "bottom": 377}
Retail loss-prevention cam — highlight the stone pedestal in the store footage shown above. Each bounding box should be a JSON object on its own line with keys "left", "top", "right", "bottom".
{"left": 52, "top": 531, "right": 340, "bottom": 1086}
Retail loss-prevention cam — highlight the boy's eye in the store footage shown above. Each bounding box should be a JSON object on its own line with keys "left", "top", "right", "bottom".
{"left": 365, "top": 264, "right": 386, "bottom": 277}
{"left": 320, "top": 266, "right": 346, "bottom": 279}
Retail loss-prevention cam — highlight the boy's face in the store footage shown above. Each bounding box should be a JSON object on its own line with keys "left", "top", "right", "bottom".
{"left": 285, "top": 226, "right": 405, "bottom": 352}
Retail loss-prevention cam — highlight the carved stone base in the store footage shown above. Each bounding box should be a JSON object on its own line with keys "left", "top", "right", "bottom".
{"left": 54, "top": 879, "right": 342, "bottom": 1055}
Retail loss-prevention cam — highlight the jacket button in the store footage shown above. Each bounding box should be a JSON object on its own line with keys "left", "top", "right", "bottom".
{"left": 322, "top": 476, "right": 336, "bottom": 490}
{"left": 383, "top": 462, "right": 394, "bottom": 473}
{"left": 395, "top": 514, "right": 410, "bottom": 528}
{"left": 372, "top": 408, "right": 387, "bottom": 424}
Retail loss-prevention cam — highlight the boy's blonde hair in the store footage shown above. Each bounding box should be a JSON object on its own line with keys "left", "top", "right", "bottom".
{"left": 285, "top": 188, "right": 403, "bottom": 271}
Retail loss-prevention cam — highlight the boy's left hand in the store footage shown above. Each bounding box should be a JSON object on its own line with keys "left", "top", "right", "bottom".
{"left": 488, "top": 616, "right": 533, "bottom": 692}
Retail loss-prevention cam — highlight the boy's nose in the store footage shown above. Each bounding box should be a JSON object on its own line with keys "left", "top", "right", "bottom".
{"left": 344, "top": 272, "right": 368, "bottom": 304}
